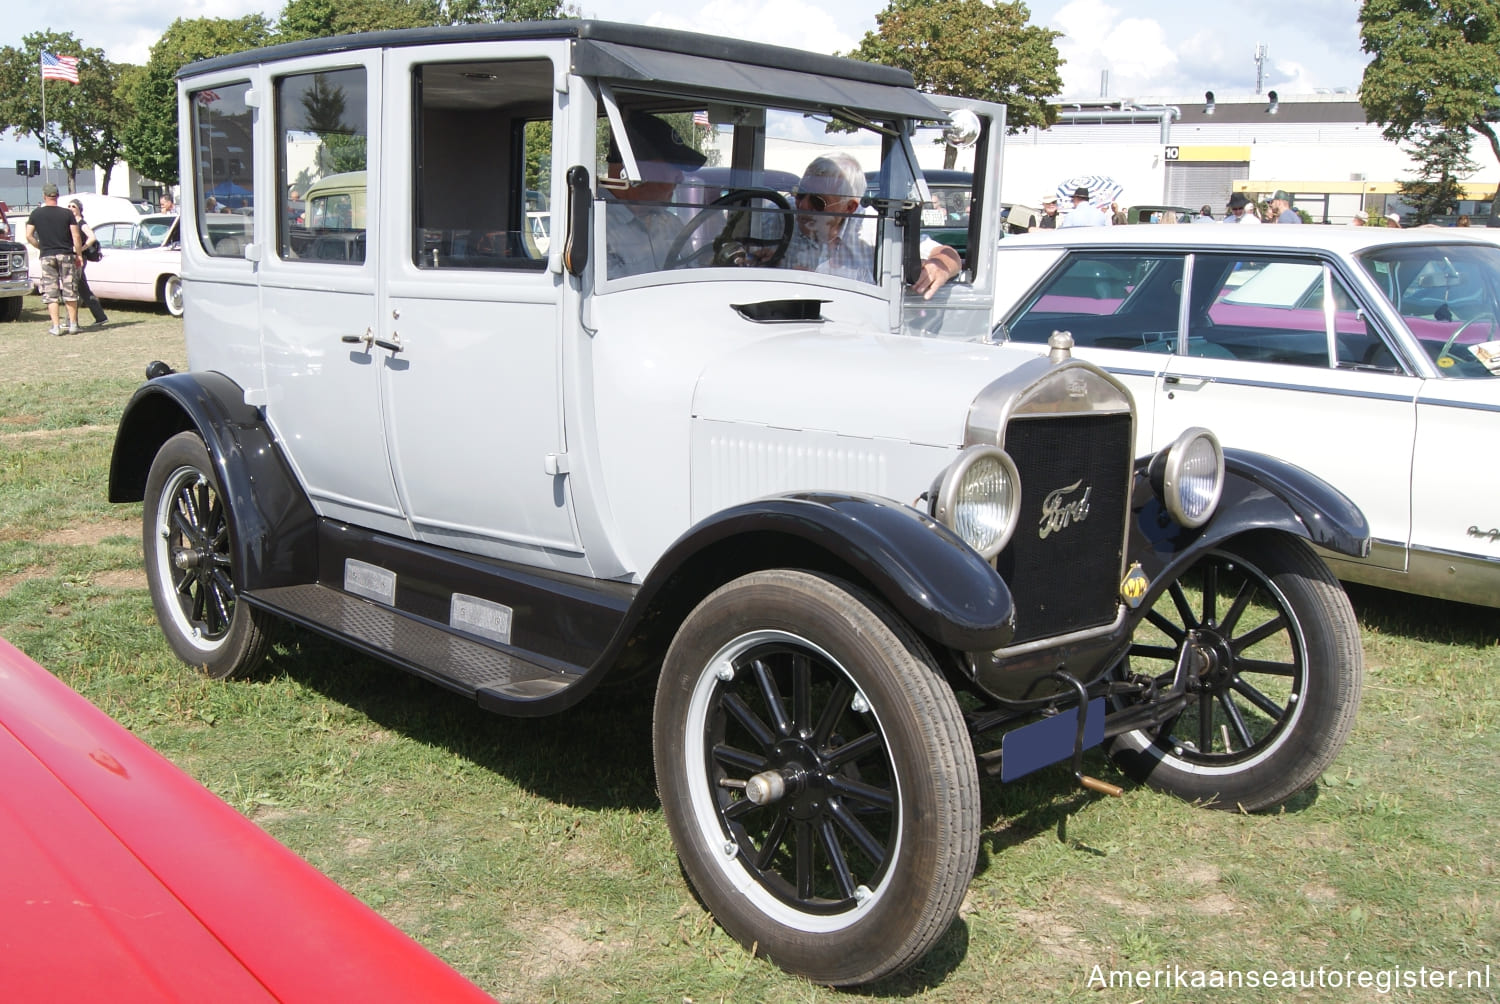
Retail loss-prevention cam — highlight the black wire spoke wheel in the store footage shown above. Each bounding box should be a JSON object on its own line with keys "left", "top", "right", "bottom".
{"left": 143, "top": 431, "right": 273, "bottom": 679}
{"left": 655, "top": 570, "right": 978, "bottom": 986}
{"left": 708, "top": 634, "right": 896, "bottom": 913}
{"left": 1108, "top": 536, "right": 1362, "bottom": 811}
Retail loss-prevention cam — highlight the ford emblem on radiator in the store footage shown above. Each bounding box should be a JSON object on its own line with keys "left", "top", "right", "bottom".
{"left": 1038, "top": 480, "right": 1091, "bottom": 539}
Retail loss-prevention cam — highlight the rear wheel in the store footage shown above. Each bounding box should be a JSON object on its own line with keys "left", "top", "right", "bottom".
{"left": 1107, "top": 535, "right": 1362, "bottom": 811}
{"left": 654, "top": 570, "right": 979, "bottom": 986}
{"left": 161, "top": 275, "right": 184, "bottom": 317}
{"left": 142, "top": 431, "right": 273, "bottom": 678}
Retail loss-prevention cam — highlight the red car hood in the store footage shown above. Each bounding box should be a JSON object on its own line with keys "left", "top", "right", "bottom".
{"left": 0, "top": 637, "right": 495, "bottom": 1003}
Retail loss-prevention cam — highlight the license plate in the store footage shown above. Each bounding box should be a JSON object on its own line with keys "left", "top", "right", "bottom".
{"left": 1000, "top": 698, "right": 1105, "bottom": 782}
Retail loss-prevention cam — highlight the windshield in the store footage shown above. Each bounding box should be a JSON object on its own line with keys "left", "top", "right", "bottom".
{"left": 599, "top": 101, "right": 917, "bottom": 285}
{"left": 1359, "top": 243, "right": 1500, "bottom": 378}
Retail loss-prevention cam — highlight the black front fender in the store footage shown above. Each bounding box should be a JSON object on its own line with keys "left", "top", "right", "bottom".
{"left": 631, "top": 492, "right": 1016, "bottom": 654}
{"left": 109, "top": 371, "right": 318, "bottom": 591}
{"left": 1130, "top": 447, "right": 1370, "bottom": 587}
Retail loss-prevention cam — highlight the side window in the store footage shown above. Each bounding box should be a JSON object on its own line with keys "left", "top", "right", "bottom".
{"left": 277, "top": 67, "right": 369, "bottom": 264}
{"left": 95, "top": 224, "right": 125, "bottom": 250}
{"left": 410, "top": 59, "right": 553, "bottom": 271}
{"left": 1007, "top": 253, "right": 1183, "bottom": 350}
{"left": 189, "top": 82, "right": 255, "bottom": 259}
{"left": 1194, "top": 256, "right": 1366, "bottom": 367}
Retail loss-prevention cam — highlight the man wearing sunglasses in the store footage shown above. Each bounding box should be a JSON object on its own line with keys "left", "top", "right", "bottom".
{"left": 781, "top": 153, "right": 960, "bottom": 299}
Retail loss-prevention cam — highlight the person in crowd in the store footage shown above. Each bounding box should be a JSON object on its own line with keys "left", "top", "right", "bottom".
{"left": 1352, "top": 211, "right": 1368, "bottom": 226}
{"left": 1110, "top": 201, "right": 1127, "bottom": 226}
{"left": 1194, "top": 205, "right": 1215, "bottom": 223}
{"left": 1269, "top": 190, "right": 1301, "bottom": 223}
{"left": 25, "top": 183, "right": 83, "bottom": 336}
{"left": 1386, "top": 213, "right": 1402, "bottom": 228}
{"left": 1223, "top": 192, "right": 1259, "bottom": 224}
{"left": 1031, "top": 193, "right": 1060, "bottom": 230}
{"left": 159, "top": 193, "right": 177, "bottom": 215}
{"left": 778, "top": 152, "right": 960, "bottom": 298}
{"left": 1059, "top": 186, "right": 1110, "bottom": 228}
{"left": 1457, "top": 214, "right": 1471, "bottom": 227}
{"left": 67, "top": 199, "right": 107, "bottom": 327}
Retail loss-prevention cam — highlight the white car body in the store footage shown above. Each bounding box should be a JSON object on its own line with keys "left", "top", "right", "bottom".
{"left": 990, "top": 225, "right": 1500, "bottom": 606}
{"left": 85, "top": 214, "right": 183, "bottom": 315}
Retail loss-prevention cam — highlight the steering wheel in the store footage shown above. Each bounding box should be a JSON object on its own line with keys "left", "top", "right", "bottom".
{"left": 1437, "top": 311, "right": 1495, "bottom": 368}
{"left": 662, "top": 188, "right": 793, "bottom": 270}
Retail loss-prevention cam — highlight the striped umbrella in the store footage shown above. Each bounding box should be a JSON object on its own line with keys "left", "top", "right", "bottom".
{"left": 1057, "top": 175, "right": 1124, "bottom": 210}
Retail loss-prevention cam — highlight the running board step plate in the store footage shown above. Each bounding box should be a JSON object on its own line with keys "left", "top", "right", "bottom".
{"left": 246, "top": 584, "right": 575, "bottom": 704}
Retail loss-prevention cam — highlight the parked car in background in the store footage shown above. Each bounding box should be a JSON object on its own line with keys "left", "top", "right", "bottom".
{"left": 0, "top": 636, "right": 496, "bottom": 1003}
{"left": 992, "top": 225, "right": 1500, "bottom": 607}
{"left": 0, "top": 234, "right": 27, "bottom": 321}
{"left": 1126, "top": 204, "right": 1197, "bottom": 224}
{"left": 87, "top": 213, "right": 184, "bottom": 317}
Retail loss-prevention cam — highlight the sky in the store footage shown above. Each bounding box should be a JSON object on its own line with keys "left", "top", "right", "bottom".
{"left": 3, "top": 0, "right": 1370, "bottom": 192}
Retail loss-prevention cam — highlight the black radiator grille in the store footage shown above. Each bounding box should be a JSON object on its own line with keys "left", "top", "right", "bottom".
{"left": 996, "top": 412, "right": 1133, "bottom": 646}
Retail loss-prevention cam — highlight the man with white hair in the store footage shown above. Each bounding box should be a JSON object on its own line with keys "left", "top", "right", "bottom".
{"left": 779, "top": 152, "right": 960, "bottom": 298}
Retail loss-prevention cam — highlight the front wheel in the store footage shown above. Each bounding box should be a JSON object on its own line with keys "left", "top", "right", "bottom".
{"left": 1107, "top": 535, "right": 1362, "bottom": 811}
{"left": 654, "top": 570, "right": 979, "bottom": 986}
{"left": 143, "top": 431, "right": 273, "bottom": 678}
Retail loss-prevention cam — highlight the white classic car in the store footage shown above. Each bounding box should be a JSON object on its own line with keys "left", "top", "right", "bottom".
{"left": 991, "top": 226, "right": 1500, "bottom": 607}
{"left": 108, "top": 21, "right": 1370, "bottom": 987}
{"left": 87, "top": 213, "right": 184, "bottom": 316}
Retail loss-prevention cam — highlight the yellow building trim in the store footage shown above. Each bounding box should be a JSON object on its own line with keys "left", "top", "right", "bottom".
{"left": 1170, "top": 145, "right": 1252, "bottom": 162}
{"left": 1234, "top": 180, "right": 1498, "bottom": 199}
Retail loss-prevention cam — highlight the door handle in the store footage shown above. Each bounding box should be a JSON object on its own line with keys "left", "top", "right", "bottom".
{"left": 340, "top": 328, "right": 374, "bottom": 351}
{"left": 374, "top": 333, "right": 403, "bottom": 353}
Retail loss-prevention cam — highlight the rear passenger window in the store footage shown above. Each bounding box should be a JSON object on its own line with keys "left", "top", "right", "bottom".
{"left": 277, "top": 67, "right": 369, "bottom": 264}
{"left": 1191, "top": 256, "right": 1369, "bottom": 368}
{"left": 1006, "top": 253, "right": 1183, "bottom": 351}
{"left": 189, "top": 81, "right": 255, "bottom": 259}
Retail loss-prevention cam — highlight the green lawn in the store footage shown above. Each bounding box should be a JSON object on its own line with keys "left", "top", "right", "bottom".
{"left": 1, "top": 293, "right": 1496, "bottom": 1002}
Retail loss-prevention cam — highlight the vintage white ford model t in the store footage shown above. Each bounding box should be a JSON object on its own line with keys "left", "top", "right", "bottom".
{"left": 109, "top": 21, "right": 1366, "bottom": 985}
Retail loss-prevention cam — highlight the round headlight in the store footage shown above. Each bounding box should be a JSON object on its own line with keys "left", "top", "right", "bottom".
{"left": 931, "top": 446, "right": 1021, "bottom": 559}
{"left": 1157, "top": 427, "right": 1224, "bottom": 528}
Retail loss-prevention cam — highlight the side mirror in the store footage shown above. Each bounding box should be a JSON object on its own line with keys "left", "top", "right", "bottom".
{"left": 564, "top": 165, "right": 590, "bottom": 278}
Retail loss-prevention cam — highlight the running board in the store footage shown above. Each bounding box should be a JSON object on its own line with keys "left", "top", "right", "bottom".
{"left": 245, "top": 584, "right": 581, "bottom": 713}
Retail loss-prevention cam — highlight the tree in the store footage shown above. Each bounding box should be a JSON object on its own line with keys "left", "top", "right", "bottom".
{"left": 441, "top": 0, "right": 571, "bottom": 22}
{"left": 0, "top": 32, "right": 129, "bottom": 193}
{"left": 277, "top": 0, "right": 441, "bottom": 41}
{"left": 122, "top": 16, "right": 273, "bottom": 186}
{"left": 1359, "top": 0, "right": 1500, "bottom": 216}
{"left": 1398, "top": 125, "right": 1478, "bottom": 223}
{"left": 846, "top": 0, "right": 1063, "bottom": 161}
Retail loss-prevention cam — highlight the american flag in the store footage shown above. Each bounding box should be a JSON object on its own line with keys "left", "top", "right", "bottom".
{"left": 41, "top": 52, "right": 79, "bottom": 85}
{"left": 692, "top": 110, "right": 710, "bottom": 128}
{"left": 197, "top": 90, "right": 222, "bottom": 105}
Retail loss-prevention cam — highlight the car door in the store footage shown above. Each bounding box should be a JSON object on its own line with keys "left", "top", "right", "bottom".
{"left": 249, "top": 60, "right": 407, "bottom": 536}
{"left": 87, "top": 222, "right": 132, "bottom": 299}
{"left": 374, "top": 45, "right": 581, "bottom": 568}
{"left": 1153, "top": 253, "right": 1419, "bottom": 572}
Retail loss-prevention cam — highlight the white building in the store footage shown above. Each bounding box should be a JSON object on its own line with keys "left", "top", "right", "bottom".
{"left": 999, "top": 91, "right": 1500, "bottom": 224}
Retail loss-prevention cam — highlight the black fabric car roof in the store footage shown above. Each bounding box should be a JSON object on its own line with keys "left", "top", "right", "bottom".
{"left": 181, "top": 20, "right": 944, "bottom": 119}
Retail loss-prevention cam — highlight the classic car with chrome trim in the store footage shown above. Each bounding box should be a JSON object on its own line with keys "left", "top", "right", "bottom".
{"left": 990, "top": 226, "right": 1500, "bottom": 608}
{"left": 110, "top": 22, "right": 1366, "bottom": 986}
{"left": 0, "top": 636, "right": 497, "bottom": 1003}
{"left": 0, "top": 236, "right": 26, "bottom": 321}
{"left": 86, "top": 213, "right": 185, "bottom": 317}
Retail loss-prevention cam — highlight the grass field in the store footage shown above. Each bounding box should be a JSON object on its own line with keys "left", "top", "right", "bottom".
{"left": 1, "top": 292, "right": 1497, "bottom": 1002}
